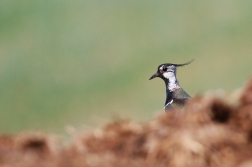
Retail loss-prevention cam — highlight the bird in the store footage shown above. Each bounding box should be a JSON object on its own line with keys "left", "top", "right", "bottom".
{"left": 149, "top": 59, "right": 194, "bottom": 112}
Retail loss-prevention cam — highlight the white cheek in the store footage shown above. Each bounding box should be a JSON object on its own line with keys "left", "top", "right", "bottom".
{"left": 163, "top": 72, "right": 174, "bottom": 79}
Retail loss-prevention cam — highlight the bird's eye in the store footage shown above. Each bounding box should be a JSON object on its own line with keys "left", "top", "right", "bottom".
{"left": 163, "top": 67, "right": 167, "bottom": 71}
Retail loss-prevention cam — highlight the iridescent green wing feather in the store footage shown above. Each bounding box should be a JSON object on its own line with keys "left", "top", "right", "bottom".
{"left": 165, "top": 88, "right": 190, "bottom": 112}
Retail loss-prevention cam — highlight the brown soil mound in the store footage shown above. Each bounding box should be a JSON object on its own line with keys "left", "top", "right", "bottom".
{"left": 1, "top": 78, "right": 252, "bottom": 167}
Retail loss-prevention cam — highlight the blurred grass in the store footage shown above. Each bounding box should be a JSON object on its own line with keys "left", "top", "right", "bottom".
{"left": 0, "top": 0, "right": 251, "bottom": 133}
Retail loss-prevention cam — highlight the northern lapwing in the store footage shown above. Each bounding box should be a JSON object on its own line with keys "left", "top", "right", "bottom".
{"left": 149, "top": 59, "right": 194, "bottom": 112}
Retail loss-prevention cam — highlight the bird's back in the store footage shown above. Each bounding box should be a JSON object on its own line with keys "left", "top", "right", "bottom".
{"left": 165, "top": 88, "right": 190, "bottom": 112}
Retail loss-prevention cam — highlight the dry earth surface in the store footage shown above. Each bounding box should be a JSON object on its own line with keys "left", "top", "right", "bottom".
{"left": 1, "top": 77, "right": 252, "bottom": 167}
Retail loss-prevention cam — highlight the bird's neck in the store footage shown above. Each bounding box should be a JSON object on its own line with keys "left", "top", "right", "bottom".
{"left": 162, "top": 75, "right": 180, "bottom": 108}
{"left": 166, "top": 75, "right": 181, "bottom": 92}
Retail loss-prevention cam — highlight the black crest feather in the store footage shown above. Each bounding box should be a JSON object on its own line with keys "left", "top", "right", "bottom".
{"left": 170, "top": 59, "right": 194, "bottom": 67}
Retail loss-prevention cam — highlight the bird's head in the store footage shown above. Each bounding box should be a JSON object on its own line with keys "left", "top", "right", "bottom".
{"left": 149, "top": 59, "right": 194, "bottom": 81}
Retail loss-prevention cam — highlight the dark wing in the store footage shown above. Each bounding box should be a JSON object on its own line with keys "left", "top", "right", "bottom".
{"left": 172, "top": 88, "right": 190, "bottom": 99}
{"left": 165, "top": 98, "right": 189, "bottom": 112}
{"left": 165, "top": 88, "right": 190, "bottom": 112}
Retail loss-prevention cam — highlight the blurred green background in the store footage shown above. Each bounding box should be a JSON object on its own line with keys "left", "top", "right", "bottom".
{"left": 0, "top": 0, "right": 251, "bottom": 133}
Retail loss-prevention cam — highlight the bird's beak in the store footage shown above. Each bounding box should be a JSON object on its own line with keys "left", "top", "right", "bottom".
{"left": 149, "top": 73, "right": 158, "bottom": 80}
